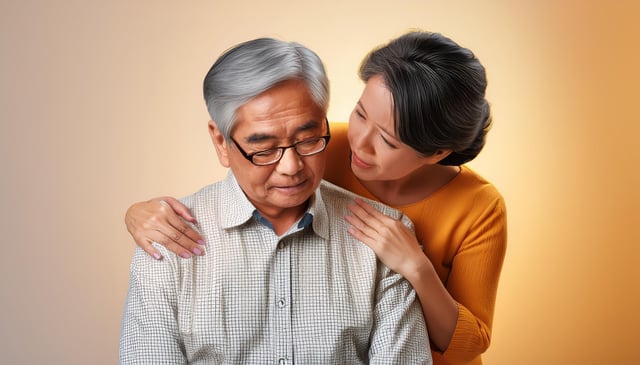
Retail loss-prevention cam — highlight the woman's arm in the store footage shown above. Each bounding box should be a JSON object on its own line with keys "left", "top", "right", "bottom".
{"left": 436, "top": 196, "right": 507, "bottom": 362}
{"left": 345, "top": 198, "right": 458, "bottom": 352}
{"left": 346, "top": 194, "right": 507, "bottom": 361}
{"left": 125, "top": 197, "right": 205, "bottom": 259}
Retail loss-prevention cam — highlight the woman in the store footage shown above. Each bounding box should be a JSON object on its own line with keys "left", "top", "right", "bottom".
{"left": 125, "top": 31, "right": 507, "bottom": 365}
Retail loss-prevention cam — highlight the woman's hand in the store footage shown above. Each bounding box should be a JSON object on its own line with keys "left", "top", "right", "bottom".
{"left": 345, "top": 198, "right": 427, "bottom": 277}
{"left": 124, "top": 196, "right": 205, "bottom": 260}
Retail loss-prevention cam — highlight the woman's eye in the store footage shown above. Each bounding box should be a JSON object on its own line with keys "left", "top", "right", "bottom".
{"left": 380, "top": 135, "right": 398, "bottom": 149}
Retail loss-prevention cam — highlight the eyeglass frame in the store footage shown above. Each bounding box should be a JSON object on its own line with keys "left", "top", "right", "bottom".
{"left": 229, "top": 119, "right": 331, "bottom": 166}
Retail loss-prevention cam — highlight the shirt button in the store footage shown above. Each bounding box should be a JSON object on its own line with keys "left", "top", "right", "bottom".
{"left": 276, "top": 298, "right": 286, "bottom": 308}
{"left": 277, "top": 242, "right": 284, "bottom": 250}
{"left": 278, "top": 357, "right": 287, "bottom": 365}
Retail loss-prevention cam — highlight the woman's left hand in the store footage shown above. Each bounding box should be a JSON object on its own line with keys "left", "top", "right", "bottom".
{"left": 345, "top": 197, "right": 427, "bottom": 277}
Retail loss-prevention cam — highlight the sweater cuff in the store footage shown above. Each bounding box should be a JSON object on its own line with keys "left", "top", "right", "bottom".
{"left": 441, "top": 303, "right": 490, "bottom": 362}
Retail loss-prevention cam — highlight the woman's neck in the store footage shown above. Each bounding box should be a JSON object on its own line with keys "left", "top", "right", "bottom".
{"left": 359, "top": 165, "right": 460, "bottom": 206}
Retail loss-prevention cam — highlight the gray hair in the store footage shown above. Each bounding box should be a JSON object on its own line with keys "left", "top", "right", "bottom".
{"left": 203, "top": 38, "right": 330, "bottom": 139}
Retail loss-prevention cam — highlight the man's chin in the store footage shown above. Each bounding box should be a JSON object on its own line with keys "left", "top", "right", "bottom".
{"left": 274, "top": 192, "right": 312, "bottom": 208}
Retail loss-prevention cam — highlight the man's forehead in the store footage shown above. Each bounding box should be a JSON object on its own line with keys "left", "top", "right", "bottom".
{"left": 233, "top": 79, "right": 324, "bottom": 126}
{"left": 236, "top": 119, "right": 324, "bottom": 143}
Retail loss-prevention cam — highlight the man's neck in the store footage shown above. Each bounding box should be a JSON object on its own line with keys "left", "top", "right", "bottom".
{"left": 255, "top": 200, "right": 310, "bottom": 236}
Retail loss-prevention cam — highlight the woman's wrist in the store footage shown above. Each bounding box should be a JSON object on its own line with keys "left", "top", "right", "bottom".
{"left": 402, "top": 253, "right": 434, "bottom": 284}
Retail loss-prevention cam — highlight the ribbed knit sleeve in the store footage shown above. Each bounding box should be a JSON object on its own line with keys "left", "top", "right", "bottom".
{"left": 434, "top": 191, "right": 507, "bottom": 365}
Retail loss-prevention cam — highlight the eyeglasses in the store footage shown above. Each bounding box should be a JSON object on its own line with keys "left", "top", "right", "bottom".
{"left": 231, "top": 135, "right": 331, "bottom": 166}
{"left": 230, "top": 122, "right": 331, "bottom": 166}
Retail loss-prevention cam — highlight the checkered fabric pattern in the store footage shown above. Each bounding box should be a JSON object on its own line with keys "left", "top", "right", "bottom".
{"left": 120, "top": 172, "right": 431, "bottom": 364}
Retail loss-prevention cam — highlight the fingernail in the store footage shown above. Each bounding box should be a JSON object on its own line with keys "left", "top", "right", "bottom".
{"left": 180, "top": 252, "right": 192, "bottom": 259}
{"left": 193, "top": 247, "right": 202, "bottom": 256}
{"left": 153, "top": 252, "right": 162, "bottom": 260}
{"left": 197, "top": 240, "right": 206, "bottom": 246}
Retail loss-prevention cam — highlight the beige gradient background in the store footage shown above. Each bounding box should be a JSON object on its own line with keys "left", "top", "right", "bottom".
{"left": 2, "top": 0, "right": 639, "bottom": 364}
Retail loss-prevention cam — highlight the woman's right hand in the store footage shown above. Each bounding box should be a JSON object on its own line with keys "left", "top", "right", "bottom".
{"left": 124, "top": 196, "right": 205, "bottom": 260}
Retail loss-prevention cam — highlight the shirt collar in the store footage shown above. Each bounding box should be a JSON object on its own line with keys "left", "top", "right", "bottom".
{"left": 218, "top": 172, "right": 330, "bottom": 240}
{"left": 307, "top": 183, "right": 330, "bottom": 240}
{"left": 217, "top": 171, "right": 260, "bottom": 229}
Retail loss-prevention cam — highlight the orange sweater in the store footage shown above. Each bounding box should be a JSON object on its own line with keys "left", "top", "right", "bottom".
{"left": 324, "top": 123, "right": 507, "bottom": 365}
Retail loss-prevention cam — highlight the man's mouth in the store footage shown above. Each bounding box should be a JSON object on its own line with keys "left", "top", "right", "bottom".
{"left": 272, "top": 179, "right": 307, "bottom": 192}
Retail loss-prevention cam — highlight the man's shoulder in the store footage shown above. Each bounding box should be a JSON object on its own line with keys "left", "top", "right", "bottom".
{"left": 318, "top": 179, "right": 363, "bottom": 204}
{"left": 318, "top": 180, "right": 404, "bottom": 220}
{"left": 179, "top": 178, "right": 230, "bottom": 208}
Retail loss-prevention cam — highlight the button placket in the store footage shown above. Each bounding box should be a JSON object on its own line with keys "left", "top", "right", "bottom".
{"left": 274, "top": 237, "right": 293, "bottom": 364}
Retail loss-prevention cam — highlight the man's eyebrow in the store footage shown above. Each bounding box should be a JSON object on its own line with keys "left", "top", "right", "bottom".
{"left": 245, "top": 133, "right": 276, "bottom": 144}
{"left": 244, "top": 120, "right": 322, "bottom": 144}
{"left": 296, "top": 120, "right": 322, "bottom": 132}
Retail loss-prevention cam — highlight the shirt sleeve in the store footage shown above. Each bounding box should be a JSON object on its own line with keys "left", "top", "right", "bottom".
{"left": 441, "top": 194, "right": 507, "bottom": 363}
{"left": 368, "top": 216, "right": 433, "bottom": 365}
{"left": 119, "top": 246, "right": 187, "bottom": 365}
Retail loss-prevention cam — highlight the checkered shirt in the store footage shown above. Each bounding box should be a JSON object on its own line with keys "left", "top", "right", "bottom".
{"left": 120, "top": 172, "right": 431, "bottom": 364}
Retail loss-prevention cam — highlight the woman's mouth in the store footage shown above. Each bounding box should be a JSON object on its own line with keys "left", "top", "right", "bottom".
{"left": 351, "top": 151, "right": 372, "bottom": 169}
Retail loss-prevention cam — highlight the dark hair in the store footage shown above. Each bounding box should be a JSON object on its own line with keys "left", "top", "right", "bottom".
{"left": 359, "top": 31, "right": 492, "bottom": 165}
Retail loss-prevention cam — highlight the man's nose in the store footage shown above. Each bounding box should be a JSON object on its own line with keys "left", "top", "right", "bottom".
{"left": 275, "top": 147, "right": 304, "bottom": 175}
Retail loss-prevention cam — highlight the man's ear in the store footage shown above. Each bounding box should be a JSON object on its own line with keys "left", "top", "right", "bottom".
{"left": 208, "top": 120, "right": 230, "bottom": 168}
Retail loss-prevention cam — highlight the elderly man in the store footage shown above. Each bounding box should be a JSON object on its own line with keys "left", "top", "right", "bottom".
{"left": 120, "top": 37, "right": 431, "bottom": 364}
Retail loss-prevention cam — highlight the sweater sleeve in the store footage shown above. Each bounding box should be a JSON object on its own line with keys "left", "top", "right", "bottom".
{"left": 439, "top": 191, "right": 507, "bottom": 363}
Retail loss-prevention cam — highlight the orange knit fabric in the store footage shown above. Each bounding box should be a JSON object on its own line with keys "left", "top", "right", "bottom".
{"left": 324, "top": 122, "right": 507, "bottom": 365}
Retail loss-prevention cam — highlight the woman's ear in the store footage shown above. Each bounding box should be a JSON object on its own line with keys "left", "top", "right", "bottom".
{"left": 208, "top": 121, "right": 230, "bottom": 168}
{"left": 426, "top": 149, "right": 453, "bottom": 164}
